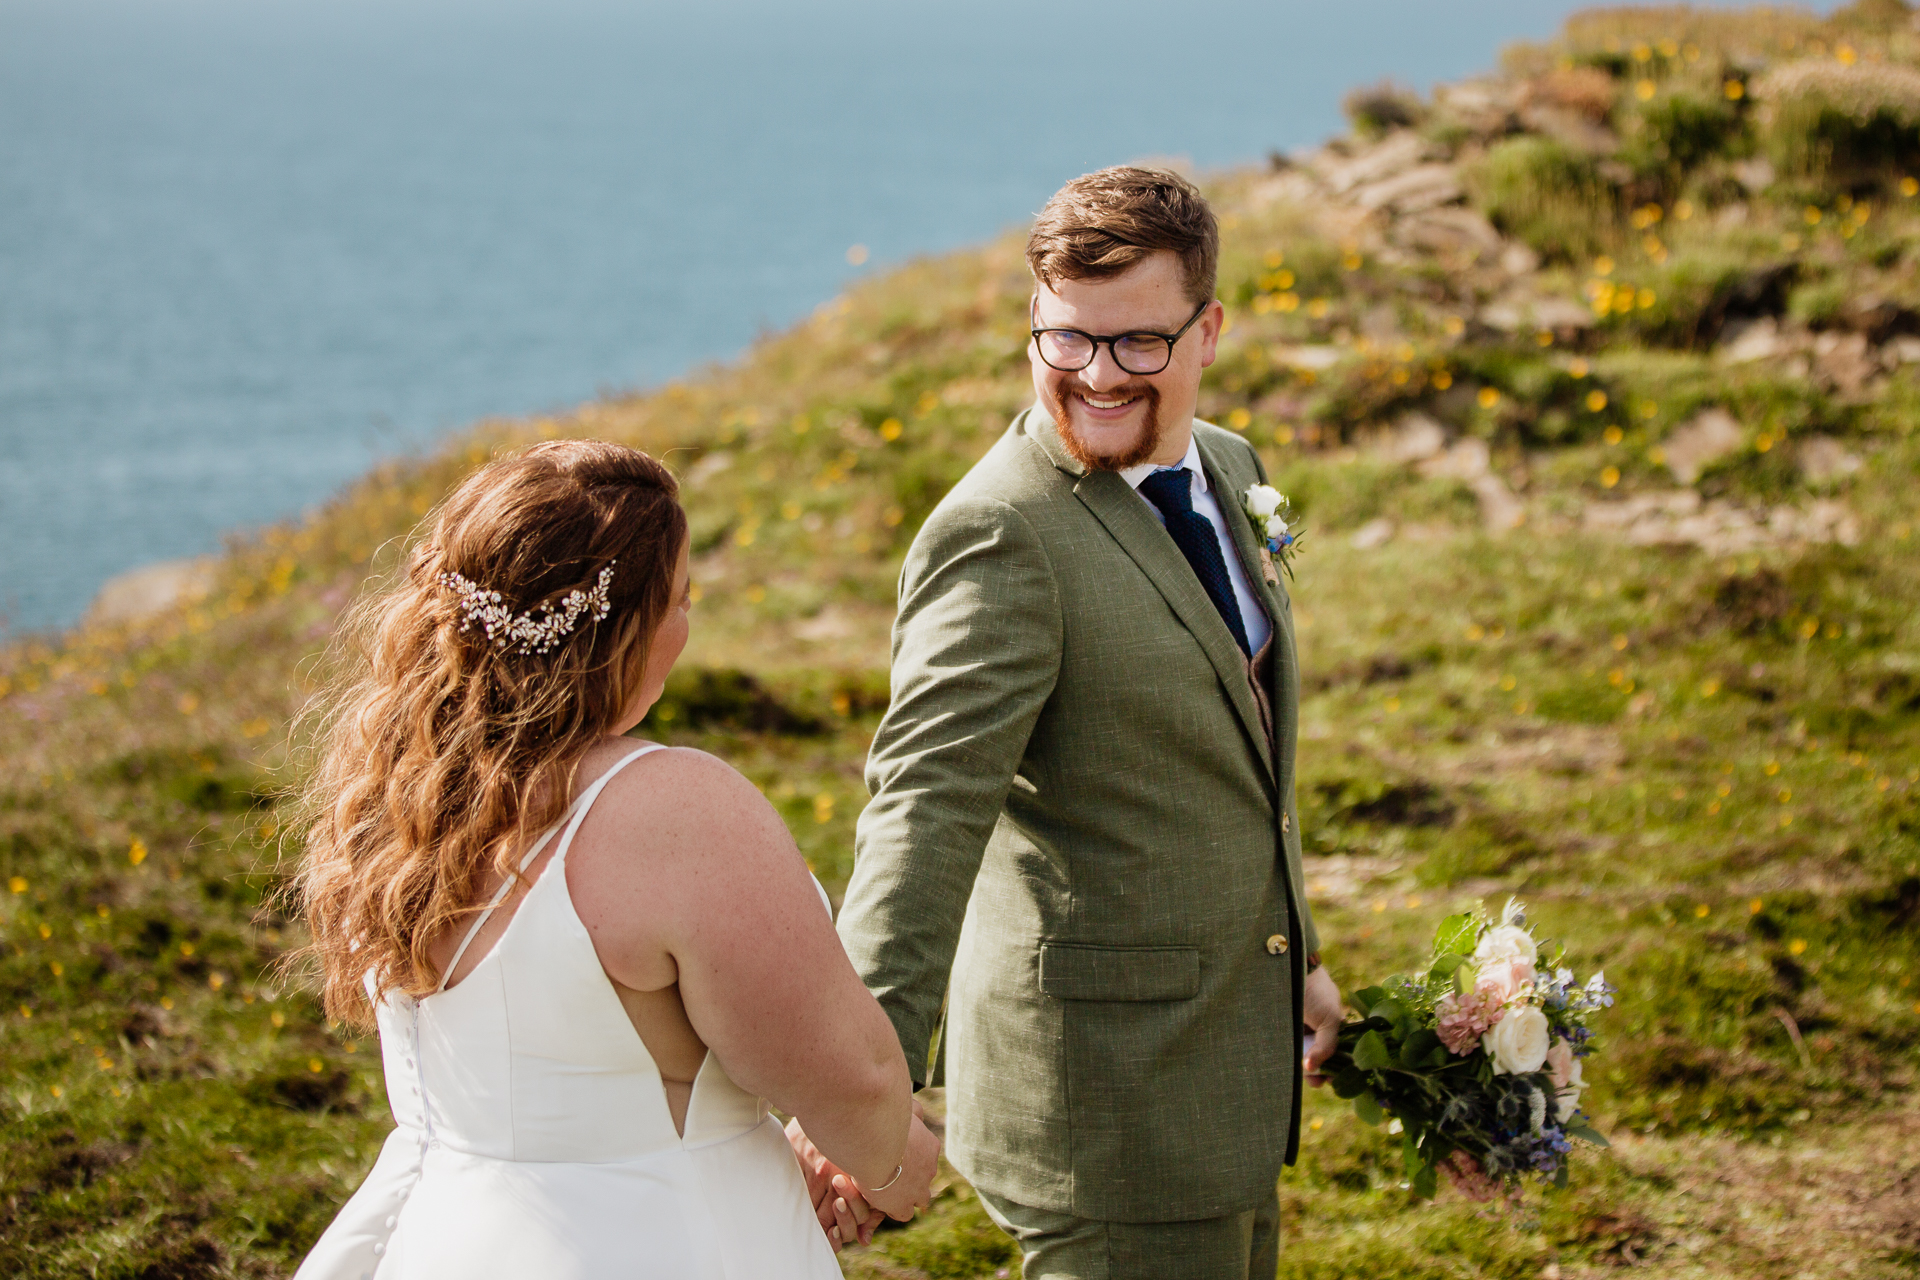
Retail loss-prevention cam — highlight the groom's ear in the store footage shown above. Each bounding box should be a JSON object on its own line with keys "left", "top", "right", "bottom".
{"left": 1197, "top": 299, "right": 1226, "bottom": 369}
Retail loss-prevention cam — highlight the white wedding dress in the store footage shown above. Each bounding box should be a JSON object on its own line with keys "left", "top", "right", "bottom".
{"left": 295, "top": 744, "right": 842, "bottom": 1280}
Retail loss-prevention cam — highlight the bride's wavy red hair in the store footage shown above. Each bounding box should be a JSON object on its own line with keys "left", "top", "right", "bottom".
{"left": 291, "top": 439, "right": 687, "bottom": 1026}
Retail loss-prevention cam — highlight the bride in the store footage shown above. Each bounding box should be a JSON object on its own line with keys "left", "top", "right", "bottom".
{"left": 290, "top": 439, "right": 938, "bottom": 1278}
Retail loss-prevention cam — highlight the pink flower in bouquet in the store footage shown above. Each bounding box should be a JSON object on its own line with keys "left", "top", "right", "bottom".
{"left": 1473, "top": 954, "right": 1537, "bottom": 1004}
{"left": 1545, "top": 1037, "right": 1575, "bottom": 1089}
{"left": 1436, "top": 986, "right": 1504, "bottom": 1055}
{"left": 1546, "top": 1037, "right": 1586, "bottom": 1120}
{"left": 1442, "top": 1149, "right": 1499, "bottom": 1203}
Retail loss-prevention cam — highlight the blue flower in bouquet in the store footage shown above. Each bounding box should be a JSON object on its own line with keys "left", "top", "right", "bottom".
{"left": 1527, "top": 1127, "right": 1574, "bottom": 1173}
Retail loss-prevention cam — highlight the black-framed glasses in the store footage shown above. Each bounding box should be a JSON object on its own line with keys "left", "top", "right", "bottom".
{"left": 1030, "top": 296, "right": 1210, "bottom": 376}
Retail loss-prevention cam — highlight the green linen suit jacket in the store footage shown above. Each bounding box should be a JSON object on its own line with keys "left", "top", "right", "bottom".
{"left": 837, "top": 405, "right": 1321, "bottom": 1223}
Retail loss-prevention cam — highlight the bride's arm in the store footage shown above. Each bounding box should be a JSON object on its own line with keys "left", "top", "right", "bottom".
{"left": 570, "top": 747, "right": 924, "bottom": 1196}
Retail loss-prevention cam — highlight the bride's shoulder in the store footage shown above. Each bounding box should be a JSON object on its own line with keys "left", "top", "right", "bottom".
{"left": 590, "top": 743, "right": 784, "bottom": 843}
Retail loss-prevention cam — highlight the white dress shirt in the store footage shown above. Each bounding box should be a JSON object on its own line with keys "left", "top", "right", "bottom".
{"left": 1121, "top": 438, "right": 1273, "bottom": 656}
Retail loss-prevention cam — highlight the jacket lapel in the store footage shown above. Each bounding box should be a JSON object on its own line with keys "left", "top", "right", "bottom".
{"left": 1020, "top": 409, "right": 1275, "bottom": 777}
{"left": 1196, "top": 429, "right": 1299, "bottom": 792}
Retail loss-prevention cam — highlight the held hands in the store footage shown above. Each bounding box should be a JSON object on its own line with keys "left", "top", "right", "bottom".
{"left": 1301, "top": 964, "right": 1344, "bottom": 1088}
{"left": 785, "top": 1101, "right": 941, "bottom": 1253}
{"left": 858, "top": 1104, "right": 941, "bottom": 1221}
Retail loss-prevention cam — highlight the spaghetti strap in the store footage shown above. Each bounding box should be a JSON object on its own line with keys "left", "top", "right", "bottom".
{"left": 435, "top": 742, "right": 669, "bottom": 992}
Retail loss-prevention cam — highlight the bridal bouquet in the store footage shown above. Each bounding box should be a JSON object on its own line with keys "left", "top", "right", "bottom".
{"left": 1323, "top": 899, "right": 1613, "bottom": 1198}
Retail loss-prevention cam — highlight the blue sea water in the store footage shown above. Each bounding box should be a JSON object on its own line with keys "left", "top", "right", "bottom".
{"left": 0, "top": 0, "right": 1807, "bottom": 632}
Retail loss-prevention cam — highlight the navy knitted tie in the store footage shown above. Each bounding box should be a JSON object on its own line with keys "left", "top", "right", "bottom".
{"left": 1137, "top": 467, "right": 1252, "bottom": 656}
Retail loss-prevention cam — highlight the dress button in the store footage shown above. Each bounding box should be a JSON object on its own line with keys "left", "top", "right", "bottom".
{"left": 372, "top": 1243, "right": 385, "bottom": 1255}
{"left": 1266, "top": 934, "right": 1289, "bottom": 955}
{"left": 386, "top": 1215, "right": 397, "bottom": 1228}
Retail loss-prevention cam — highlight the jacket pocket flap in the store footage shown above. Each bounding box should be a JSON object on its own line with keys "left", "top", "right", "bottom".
{"left": 1038, "top": 943, "right": 1200, "bottom": 1002}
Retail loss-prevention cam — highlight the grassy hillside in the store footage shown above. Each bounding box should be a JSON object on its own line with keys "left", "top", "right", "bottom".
{"left": 4, "top": 3, "right": 1920, "bottom": 1276}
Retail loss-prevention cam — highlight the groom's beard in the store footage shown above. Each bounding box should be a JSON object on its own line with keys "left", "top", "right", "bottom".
{"left": 1046, "top": 376, "right": 1165, "bottom": 472}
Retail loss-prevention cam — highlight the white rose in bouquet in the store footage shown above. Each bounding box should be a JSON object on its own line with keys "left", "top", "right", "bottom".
{"left": 1473, "top": 923, "right": 1538, "bottom": 967}
{"left": 1482, "top": 1004, "right": 1550, "bottom": 1075}
{"left": 1265, "top": 514, "right": 1290, "bottom": 540}
{"left": 1245, "top": 484, "right": 1282, "bottom": 518}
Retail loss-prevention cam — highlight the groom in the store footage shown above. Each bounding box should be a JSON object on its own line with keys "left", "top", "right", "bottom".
{"left": 835, "top": 167, "right": 1341, "bottom": 1279}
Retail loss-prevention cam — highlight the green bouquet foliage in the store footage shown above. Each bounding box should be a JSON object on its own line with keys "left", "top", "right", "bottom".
{"left": 1324, "top": 901, "right": 1613, "bottom": 1199}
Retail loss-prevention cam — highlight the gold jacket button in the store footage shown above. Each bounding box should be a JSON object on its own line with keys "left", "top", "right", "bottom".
{"left": 1266, "top": 934, "right": 1289, "bottom": 955}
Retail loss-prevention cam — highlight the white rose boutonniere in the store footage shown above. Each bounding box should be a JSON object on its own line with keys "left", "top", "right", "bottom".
{"left": 1241, "top": 483, "right": 1303, "bottom": 584}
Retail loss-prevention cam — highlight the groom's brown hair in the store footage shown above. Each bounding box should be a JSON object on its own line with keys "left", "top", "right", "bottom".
{"left": 1026, "top": 166, "right": 1219, "bottom": 306}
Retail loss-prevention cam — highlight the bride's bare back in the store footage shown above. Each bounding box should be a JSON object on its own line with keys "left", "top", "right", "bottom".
{"left": 426, "top": 736, "right": 888, "bottom": 1148}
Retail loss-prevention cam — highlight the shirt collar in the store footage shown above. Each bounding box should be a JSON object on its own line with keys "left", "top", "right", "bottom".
{"left": 1120, "top": 436, "right": 1206, "bottom": 494}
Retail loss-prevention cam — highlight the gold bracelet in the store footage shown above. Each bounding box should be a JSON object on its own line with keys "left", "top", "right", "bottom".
{"left": 867, "top": 1163, "right": 905, "bottom": 1194}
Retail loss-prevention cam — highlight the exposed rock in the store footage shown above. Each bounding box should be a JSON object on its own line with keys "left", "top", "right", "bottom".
{"left": 1835, "top": 294, "right": 1920, "bottom": 342}
{"left": 1430, "top": 79, "right": 1519, "bottom": 139}
{"left": 1517, "top": 102, "right": 1620, "bottom": 154}
{"left": 1350, "top": 517, "right": 1397, "bottom": 550}
{"left": 1313, "top": 130, "right": 1437, "bottom": 194}
{"left": 85, "top": 558, "right": 217, "bottom": 626}
{"left": 1813, "top": 330, "right": 1880, "bottom": 395}
{"left": 1732, "top": 157, "right": 1776, "bottom": 193}
{"left": 1352, "top": 163, "right": 1463, "bottom": 215}
{"left": 1691, "top": 263, "right": 1799, "bottom": 347}
{"left": 1797, "top": 435, "right": 1863, "bottom": 485}
{"left": 1499, "top": 242, "right": 1542, "bottom": 276}
{"left": 1272, "top": 344, "right": 1344, "bottom": 371}
{"left": 1392, "top": 207, "right": 1504, "bottom": 261}
{"left": 1581, "top": 490, "right": 1858, "bottom": 552}
{"left": 1478, "top": 289, "right": 1594, "bottom": 333}
{"left": 1419, "top": 437, "right": 1491, "bottom": 482}
{"left": 1375, "top": 410, "right": 1449, "bottom": 464}
{"left": 791, "top": 606, "right": 858, "bottom": 641}
{"left": 683, "top": 450, "right": 734, "bottom": 485}
{"left": 1248, "top": 170, "right": 1325, "bottom": 209}
{"left": 1886, "top": 335, "right": 1920, "bottom": 364}
{"left": 1520, "top": 65, "right": 1618, "bottom": 123}
{"left": 1769, "top": 499, "right": 1860, "bottom": 545}
{"left": 1661, "top": 407, "right": 1745, "bottom": 484}
{"left": 1583, "top": 488, "right": 1702, "bottom": 531}
{"left": 1719, "top": 316, "right": 1787, "bottom": 364}
{"left": 1473, "top": 476, "right": 1527, "bottom": 533}
{"left": 1418, "top": 438, "right": 1524, "bottom": 533}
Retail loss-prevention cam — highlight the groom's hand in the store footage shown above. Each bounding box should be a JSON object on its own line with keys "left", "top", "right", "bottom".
{"left": 1301, "top": 965, "right": 1343, "bottom": 1087}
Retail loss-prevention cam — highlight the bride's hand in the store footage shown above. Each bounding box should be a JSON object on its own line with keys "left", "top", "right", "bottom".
{"left": 785, "top": 1117, "right": 877, "bottom": 1251}
{"left": 856, "top": 1110, "right": 941, "bottom": 1223}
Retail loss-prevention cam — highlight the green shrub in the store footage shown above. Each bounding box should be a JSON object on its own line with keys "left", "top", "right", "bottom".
{"left": 1342, "top": 80, "right": 1426, "bottom": 138}
{"left": 1625, "top": 86, "right": 1748, "bottom": 181}
{"left": 1757, "top": 59, "right": 1920, "bottom": 183}
{"left": 1467, "top": 136, "right": 1615, "bottom": 263}
{"left": 1788, "top": 274, "right": 1850, "bottom": 327}
{"left": 1591, "top": 246, "right": 1795, "bottom": 348}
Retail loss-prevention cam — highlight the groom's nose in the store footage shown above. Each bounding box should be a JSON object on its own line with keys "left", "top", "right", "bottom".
{"left": 1078, "top": 344, "right": 1132, "bottom": 392}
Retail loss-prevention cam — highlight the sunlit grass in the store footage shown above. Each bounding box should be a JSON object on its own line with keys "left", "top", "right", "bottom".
{"left": 6, "top": 3, "right": 1920, "bottom": 1276}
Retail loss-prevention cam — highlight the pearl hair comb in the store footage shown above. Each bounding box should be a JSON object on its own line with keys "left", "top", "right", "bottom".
{"left": 437, "top": 562, "right": 616, "bottom": 655}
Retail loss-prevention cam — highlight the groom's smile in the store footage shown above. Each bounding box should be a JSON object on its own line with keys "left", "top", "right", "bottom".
{"left": 1028, "top": 249, "right": 1221, "bottom": 473}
